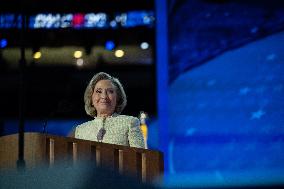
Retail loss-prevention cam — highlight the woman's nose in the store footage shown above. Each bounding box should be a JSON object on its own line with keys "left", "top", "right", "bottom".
{"left": 101, "top": 90, "right": 107, "bottom": 98}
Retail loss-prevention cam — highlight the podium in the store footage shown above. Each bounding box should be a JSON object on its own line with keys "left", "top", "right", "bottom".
{"left": 0, "top": 132, "right": 163, "bottom": 183}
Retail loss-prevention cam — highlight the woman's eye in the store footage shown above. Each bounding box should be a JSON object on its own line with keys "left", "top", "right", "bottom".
{"left": 95, "top": 90, "right": 102, "bottom": 93}
{"left": 108, "top": 90, "right": 114, "bottom": 94}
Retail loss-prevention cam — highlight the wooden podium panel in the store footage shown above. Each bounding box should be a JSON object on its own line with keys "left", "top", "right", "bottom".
{"left": 0, "top": 132, "right": 163, "bottom": 182}
{"left": 0, "top": 133, "right": 46, "bottom": 169}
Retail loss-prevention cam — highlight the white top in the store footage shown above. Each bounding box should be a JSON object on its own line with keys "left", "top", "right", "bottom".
{"left": 75, "top": 114, "right": 145, "bottom": 148}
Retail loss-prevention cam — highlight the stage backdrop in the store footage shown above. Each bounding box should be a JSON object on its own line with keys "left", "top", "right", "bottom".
{"left": 160, "top": 0, "right": 284, "bottom": 187}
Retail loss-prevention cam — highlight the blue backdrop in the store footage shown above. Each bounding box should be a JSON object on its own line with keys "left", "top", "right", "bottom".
{"left": 157, "top": 0, "right": 284, "bottom": 187}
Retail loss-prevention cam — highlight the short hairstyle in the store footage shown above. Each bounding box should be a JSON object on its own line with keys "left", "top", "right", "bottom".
{"left": 84, "top": 72, "right": 127, "bottom": 117}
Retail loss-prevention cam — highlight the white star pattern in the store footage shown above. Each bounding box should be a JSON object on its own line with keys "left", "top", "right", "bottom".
{"left": 250, "top": 26, "right": 258, "bottom": 34}
{"left": 186, "top": 128, "right": 196, "bottom": 136}
{"left": 167, "top": 10, "right": 284, "bottom": 176}
{"left": 266, "top": 53, "right": 277, "bottom": 61}
{"left": 251, "top": 109, "right": 266, "bottom": 120}
{"left": 239, "top": 87, "right": 251, "bottom": 95}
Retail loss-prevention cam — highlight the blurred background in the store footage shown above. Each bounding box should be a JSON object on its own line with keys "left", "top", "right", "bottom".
{"left": 1, "top": 0, "right": 284, "bottom": 188}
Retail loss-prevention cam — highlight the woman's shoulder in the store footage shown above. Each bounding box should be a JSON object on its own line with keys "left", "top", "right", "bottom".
{"left": 114, "top": 115, "right": 140, "bottom": 126}
{"left": 76, "top": 119, "right": 96, "bottom": 129}
{"left": 115, "top": 114, "right": 139, "bottom": 121}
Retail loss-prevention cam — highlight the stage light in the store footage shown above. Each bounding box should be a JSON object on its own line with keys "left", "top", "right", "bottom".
{"left": 76, "top": 58, "right": 84, "bottom": 66}
{"left": 105, "top": 40, "right": 115, "bottom": 50}
{"left": 74, "top": 51, "right": 82, "bottom": 58}
{"left": 140, "top": 42, "right": 149, "bottom": 49}
{"left": 33, "top": 51, "right": 41, "bottom": 59}
{"left": 73, "top": 13, "right": 84, "bottom": 28}
{"left": 0, "top": 39, "right": 8, "bottom": 48}
{"left": 110, "top": 20, "right": 117, "bottom": 28}
{"left": 114, "top": 49, "right": 124, "bottom": 58}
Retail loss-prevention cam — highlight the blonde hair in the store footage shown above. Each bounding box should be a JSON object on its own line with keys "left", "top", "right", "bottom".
{"left": 84, "top": 72, "right": 127, "bottom": 117}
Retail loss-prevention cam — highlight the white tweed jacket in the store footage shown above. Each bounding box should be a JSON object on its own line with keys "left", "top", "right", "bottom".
{"left": 75, "top": 114, "right": 145, "bottom": 149}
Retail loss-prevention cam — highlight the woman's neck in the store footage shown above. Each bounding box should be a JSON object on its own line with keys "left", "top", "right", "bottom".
{"left": 97, "top": 113, "right": 113, "bottom": 118}
{"left": 96, "top": 112, "right": 119, "bottom": 118}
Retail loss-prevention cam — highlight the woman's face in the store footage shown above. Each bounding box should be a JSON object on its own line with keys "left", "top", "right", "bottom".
{"left": 92, "top": 79, "right": 117, "bottom": 117}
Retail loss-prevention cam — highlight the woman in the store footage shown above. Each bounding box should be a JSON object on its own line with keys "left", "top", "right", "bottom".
{"left": 75, "top": 72, "right": 145, "bottom": 149}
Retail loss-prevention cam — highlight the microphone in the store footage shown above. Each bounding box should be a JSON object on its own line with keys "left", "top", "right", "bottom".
{"left": 97, "top": 117, "right": 106, "bottom": 142}
{"left": 42, "top": 119, "right": 48, "bottom": 134}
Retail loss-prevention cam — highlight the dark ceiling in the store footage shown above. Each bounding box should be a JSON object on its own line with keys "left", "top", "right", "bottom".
{"left": 0, "top": 0, "right": 154, "bottom": 13}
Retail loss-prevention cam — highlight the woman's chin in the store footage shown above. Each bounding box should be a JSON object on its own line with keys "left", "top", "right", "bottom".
{"left": 97, "top": 108, "right": 114, "bottom": 116}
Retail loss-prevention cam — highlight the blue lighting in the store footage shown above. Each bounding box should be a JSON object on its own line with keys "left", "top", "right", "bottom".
{"left": 0, "top": 39, "right": 8, "bottom": 48}
{"left": 105, "top": 40, "right": 115, "bottom": 50}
